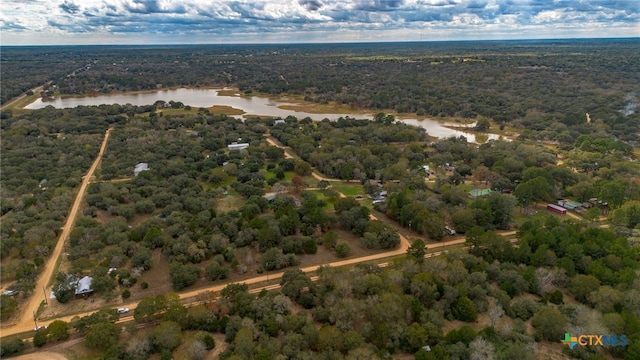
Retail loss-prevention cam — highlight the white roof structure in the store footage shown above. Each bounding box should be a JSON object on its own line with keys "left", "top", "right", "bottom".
{"left": 75, "top": 276, "right": 93, "bottom": 295}
{"left": 134, "top": 163, "right": 149, "bottom": 176}
{"left": 228, "top": 143, "right": 249, "bottom": 151}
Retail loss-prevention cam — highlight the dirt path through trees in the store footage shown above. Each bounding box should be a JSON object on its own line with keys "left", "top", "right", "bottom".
{"left": 4, "top": 128, "right": 112, "bottom": 335}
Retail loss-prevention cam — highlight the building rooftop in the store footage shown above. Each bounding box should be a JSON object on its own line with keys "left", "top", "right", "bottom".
{"left": 469, "top": 188, "right": 492, "bottom": 198}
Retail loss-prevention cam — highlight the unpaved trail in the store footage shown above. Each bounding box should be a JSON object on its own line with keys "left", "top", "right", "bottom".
{"left": 265, "top": 136, "right": 294, "bottom": 159}
{"left": 1, "top": 131, "right": 588, "bottom": 338}
{"left": 2, "top": 230, "right": 513, "bottom": 336}
{"left": 10, "top": 351, "right": 68, "bottom": 360}
{"left": 0, "top": 84, "right": 46, "bottom": 112}
{"left": 2, "top": 128, "right": 112, "bottom": 336}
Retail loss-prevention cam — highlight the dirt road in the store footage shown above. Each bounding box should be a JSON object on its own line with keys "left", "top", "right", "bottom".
{"left": 2, "top": 128, "right": 112, "bottom": 336}
{"left": 0, "top": 84, "right": 48, "bottom": 112}
{"left": 265, "top": 137, "right": 294, "bottom": 159}
{"left": 10, "top": 351, "right": 68, "bottom": 360}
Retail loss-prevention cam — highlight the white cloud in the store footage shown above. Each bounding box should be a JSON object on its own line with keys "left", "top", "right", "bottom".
{"left": 0, "top": 0, "right": 637, "bottom": 45}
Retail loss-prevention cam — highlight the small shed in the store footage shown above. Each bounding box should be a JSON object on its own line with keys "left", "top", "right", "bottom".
{"left": 75, "top": 276, "right": 94, "bottom": 297}
{"left": 228, "top": 143, "right": 249, "bottom": 151}
{"left": 469, "top": 188, "right": 492, "bottom": 198}
{"left": 547, "top": 204, "right": 567, "bottom": 215}
{"left": 134, "top": 163, "right": 149, "bottom": 176}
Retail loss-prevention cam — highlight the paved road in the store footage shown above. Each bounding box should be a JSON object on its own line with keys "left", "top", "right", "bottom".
{"left": 1, "top": 129, "right": 112, "bottom": 336}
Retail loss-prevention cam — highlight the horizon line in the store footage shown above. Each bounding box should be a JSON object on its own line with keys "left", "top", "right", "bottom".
{"left": 2, "top": 36, "right": 638, "bottom": 47}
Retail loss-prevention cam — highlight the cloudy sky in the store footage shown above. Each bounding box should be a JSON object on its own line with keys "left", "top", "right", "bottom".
{"left": 1, "top": 0, "right": 638, "bottom": 45}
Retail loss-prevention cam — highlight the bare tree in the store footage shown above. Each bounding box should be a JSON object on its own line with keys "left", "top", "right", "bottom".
{"left": 488, "top": 300, "right": 505, "bottom": 328}
{"left": 126, "top": 337, "right": 151, "bottom": 359}
{"left": 469, "top": 337, "right": 496, "bottom": 360}
{"left": 188, "top": 340, "right": 208, "bottom": 360}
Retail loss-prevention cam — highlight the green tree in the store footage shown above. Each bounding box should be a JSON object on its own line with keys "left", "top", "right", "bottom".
{"left": 47, "top": 320, "right": 70, "bottom": 342}
{"left": 474, "top": 118, "right": 490, "bottom": 131}
{"left": 169, "top": 262, "right": 201, "bottom": 290}
{"left": 570, "top": 274, "right": 600, "bottom": 303}
{"left": 415, "top": 345, "right": 448, "bottom": 360}
{"left": 294, "top": 160, "right": 312, "bottom": 176}
{"left": 452, "top": 296, "right": 478, "bottom": 322}
{"left": 205, "top": 261, "right": 229, "bottom": 281}
{"left": 150, "top": 321, "right": 183, "bottom": 352}
{"left": 33, "top": 330, "right": 48, "bottom": 348}
{"left": 0, "top": 295, "right": 17, "bottom": 320}
{"left": 318, "top": 325, "right": 343, "bottom": 352}
{"left": 135, "top": 294, "right": 170, "bottom": 323}
{"left": 131, "top": 246, "right": 153, "bottom": 270}
{"left": 233, "top": 327, "right": 255, "bottom": 358}
{"left": 85, "top": 322, "right": 120, "bottom": 351}
{"left": 403, "top": 323, "right": 429, "bottom": 353}
{"left": 195, "top": 331, "right": 216, "bottom": 350}
{"left": 486, "top": 192, "right": 516, "bottom": 229}
{"left": 0, "top": 339, "right": 26, "bottom": 357}
{"left": 407, "top": 239, "right": 427, "bottom": 263}
{"left": 514, "top": 176, "right": 552, "bottom": 208}
{"left": 610, "top": 200, "right": 640, "bottom": 228}
{"left": 335, "top": 242, "right": 351, "bottom": 258}
{"left": 531, "top": 306, "right": 567, "bottom": 341}
{"left": 451, "top": 209, "right": 478, "bottom": 234}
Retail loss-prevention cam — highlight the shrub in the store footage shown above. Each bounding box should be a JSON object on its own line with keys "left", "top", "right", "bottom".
{"left": 0, "top": 339, "right": 26, "bottom": 357}
{"left": 335, "top": 242, "right": 351, "bottom": 258}
{"left": 452, "top": 296, "right": 478, "bottom": 322}
{"left": 33, "top": 330, "right": 47, "bottom": 347}
{"left": 196, "top": 332, "right": 216, "bottom": 350}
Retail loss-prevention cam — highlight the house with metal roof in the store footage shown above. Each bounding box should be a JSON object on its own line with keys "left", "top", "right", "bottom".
{"left": 469, "top": 188, "right": 492, "bottom": 199}
{"left": 75, "top": 276, "right": 94, "bottom": 297}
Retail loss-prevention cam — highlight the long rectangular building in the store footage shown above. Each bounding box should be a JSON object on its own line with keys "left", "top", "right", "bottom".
{"left": 547, "top": 203, "right": 567, "bottom": 215}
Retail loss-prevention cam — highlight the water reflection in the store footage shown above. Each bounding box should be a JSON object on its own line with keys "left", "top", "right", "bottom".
{"left": 25, "top": 88, "right": 501, "bottom": 143}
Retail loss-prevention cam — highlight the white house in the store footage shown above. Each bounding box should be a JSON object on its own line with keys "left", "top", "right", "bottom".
{"left": 227, "top": 143, "right": 249, "bottom": 151}
{"left": 134, "top": 163, "right": 149, "bottom": 176}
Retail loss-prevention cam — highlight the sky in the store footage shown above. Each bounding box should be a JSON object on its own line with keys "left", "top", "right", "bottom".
{"left": 1, "top": 0, "right": 638, "bottom": 45}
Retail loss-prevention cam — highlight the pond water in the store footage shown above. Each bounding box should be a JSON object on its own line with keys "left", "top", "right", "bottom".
{"left": 25, "top": 88, "right": 502, "bottom": 142}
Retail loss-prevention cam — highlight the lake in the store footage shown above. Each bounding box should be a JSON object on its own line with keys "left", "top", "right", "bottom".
{"left": 25, "top": 88, "right": 502, "bottom": 142}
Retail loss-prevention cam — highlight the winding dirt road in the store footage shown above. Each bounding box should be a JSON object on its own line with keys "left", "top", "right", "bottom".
{"left": 0, "top": 133, "right": 523, "bottom": 338}
{"left": 1, "top": 128, "right": 112, "bottom": 336}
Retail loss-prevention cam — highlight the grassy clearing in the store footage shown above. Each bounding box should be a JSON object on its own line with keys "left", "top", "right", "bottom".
{"left": 511, "top": 204, "right": 567, "bottom": 228}
{"left": 216, "top": 194, "right": 247, "bottom": 213}
{"left": 264, "top": 171, "right": 295, "bottom": 182}
{"left": 8, "top": 94, "right": 40, "bottom": 109}
{"left": 207, "top": 105, "right": 245, "bottom": 115}
{"left": 331, "top": 183, "right": 364, "bottom": 197}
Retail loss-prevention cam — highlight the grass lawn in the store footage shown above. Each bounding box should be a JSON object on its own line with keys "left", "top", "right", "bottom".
{"left": 202, "top": 176, "right": 236, "bottom": 190}
{"left": 264, "top": 171, "right": 295, "bottom": 182}
{"left": 331, "top": 183, "right": 363, "bottom": 197}
{"left": 511, "top": 204, "right": 566, "bottom": 228}
{"left": 303, "top": 189, "right": 334, "bottom": 209}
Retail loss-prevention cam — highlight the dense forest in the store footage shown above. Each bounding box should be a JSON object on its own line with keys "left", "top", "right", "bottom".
{"left": 1, "top": 103, "right": 639, "bottom": 359}
{"left": 2, "top": 40, "right": 639, "bottom": 144}
{"left": 1, "top": 40, "right": 639, "bottom": 359}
